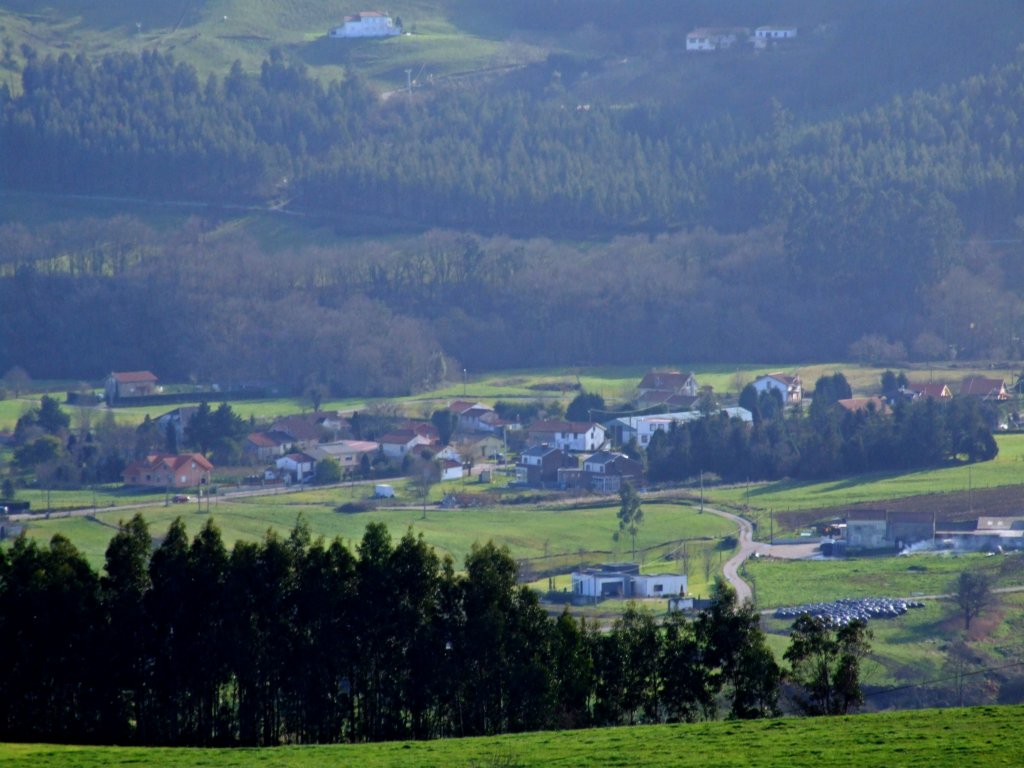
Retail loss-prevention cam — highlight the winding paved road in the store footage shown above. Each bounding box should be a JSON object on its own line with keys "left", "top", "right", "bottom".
{"left": 703, "top": 505, "right": 821, "bottom": 606}
{"left": 705, "top": 506, "right": 759, "bottom": 604}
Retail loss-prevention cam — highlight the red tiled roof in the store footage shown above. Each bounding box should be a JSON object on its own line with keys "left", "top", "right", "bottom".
{"left": 759, "top": 372, "right": 798, "bottom": 386}
{"left": 246, "top": 432, "right": 278, "bottom": 448}
{"left": 961, "top": 376, "right": 1007, "bottom": 398}
{"left": 111, "top": 370, "right": 158, "bottom": 383}
{"left": 126, "top": 453, "right": 213, "bottom": 473}
{"left": 271, "top": 415, "right": 322, "bottom": 441}
{"left": 836, "top": 397, "right": 891, "bottom": 415}
{"left": 379, "top": 430, "right": 427, "bottom": 445}
{"left": 638, "top": 371, "right": 695, "bottom": 391}
{"left": 908, "top": 382, "right": 952, "bottom": 399}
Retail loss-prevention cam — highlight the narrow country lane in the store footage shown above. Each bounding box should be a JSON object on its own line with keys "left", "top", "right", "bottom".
{"left": 704, "top": 506, "right": 759, "bottom": 604}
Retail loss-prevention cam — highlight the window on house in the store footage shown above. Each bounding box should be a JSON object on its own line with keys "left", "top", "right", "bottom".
{"left": 653, "top": 584, "right": 663, "bottom": 593}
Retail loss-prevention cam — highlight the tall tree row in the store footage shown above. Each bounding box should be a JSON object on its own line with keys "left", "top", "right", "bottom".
{"left": 646, "top": 394, "right": 998, "bottom": 484}
{"left": 0, "top": 516, "right": 789, "bottom": 746}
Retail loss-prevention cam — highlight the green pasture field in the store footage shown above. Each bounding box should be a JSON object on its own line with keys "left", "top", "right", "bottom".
{"left": 0, "top": 0, "right": 536, "bottom": 93}
{"left": 3, "top": 705, "right": 1023, "bottom": 767}
{"left": 0, "top": 397, "right": 35, "bottom": 432}
{"left": 744, "top": 550, "right": 1016, "bottom": 609}
{"left": 708, "top": 433, "right": 1024, "bottom": 520}
{"left": 764, "top": 599, "right": 950, "bottom": 694}
{"left": 11, "top": 499, "right": 736, "bottom": 574}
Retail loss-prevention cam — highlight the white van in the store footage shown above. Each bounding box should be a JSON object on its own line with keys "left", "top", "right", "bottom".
{"left": 374, "top": 484, "right": 395, "bottom": 498}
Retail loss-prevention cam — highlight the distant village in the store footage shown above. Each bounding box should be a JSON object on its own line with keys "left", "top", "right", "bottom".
{"left": 86, "top": 366, "right": 1020, "bottom": 566}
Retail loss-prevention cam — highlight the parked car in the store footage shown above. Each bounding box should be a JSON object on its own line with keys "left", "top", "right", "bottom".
{"left": 171, "top": 494, "right": 192, "bottom": 504}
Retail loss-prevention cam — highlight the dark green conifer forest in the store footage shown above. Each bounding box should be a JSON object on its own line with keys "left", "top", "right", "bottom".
{"left": 0, "top": 2, "right": 1022, "bottom": 392}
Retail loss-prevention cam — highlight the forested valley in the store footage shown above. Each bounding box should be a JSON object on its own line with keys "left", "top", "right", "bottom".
{"left": 1, "top": 8, "right": 1024, "bottom": 391}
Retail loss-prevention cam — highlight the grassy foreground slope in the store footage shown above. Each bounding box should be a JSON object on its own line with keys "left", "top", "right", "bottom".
{"left": 3, "top": 705, "right": 1022, "bottom": 767}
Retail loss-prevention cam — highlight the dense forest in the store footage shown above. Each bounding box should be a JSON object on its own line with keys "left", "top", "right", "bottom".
{"left": 1, "top": 6, "right": 1024, "bottom": 389}
{"left": 0, "top": 516, "right": 813, "bottom": 746}
{"left": 4, "top": 46, "right": 1024, "bottom": 238}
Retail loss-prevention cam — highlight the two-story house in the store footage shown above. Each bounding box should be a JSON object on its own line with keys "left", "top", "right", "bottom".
{"left": 527, "top": 420, "right": 607, "bottom": 452}
{"left": 515, "top": 444, "right": 578, "bottom": 487}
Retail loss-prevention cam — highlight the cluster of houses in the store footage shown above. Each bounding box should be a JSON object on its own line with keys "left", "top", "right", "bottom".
{"left": 110, "top": 366, "right": 1017, "bottom": 493}
{"left": 685, "top": 25, "right": 797, "bottom": 52}
{"left": 899, "top": 376, "right": 1010, "bottom": 403}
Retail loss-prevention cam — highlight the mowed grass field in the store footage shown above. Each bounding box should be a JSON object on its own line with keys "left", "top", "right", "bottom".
{"left": 707, "top": 433, "right": 1024, "bottom": 520}
{"left": 12, "top": 498, "right": 735, "bottom": 576}
{"left": 2, "top": 705, "right": 1023, "bottom": 767}
{"left": 744, "top": 550, "right": 1015, "bottom": 608}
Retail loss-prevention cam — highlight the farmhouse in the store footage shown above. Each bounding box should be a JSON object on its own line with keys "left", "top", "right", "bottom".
{"left": 276, "top": 452, "right": 317, "bottom": 483}
{"left": 752, "top": 372, "right": 803, "bottom": 405}
{"left": 580, "top": 451, "right": 644, "bottom": 493}
{"left": 572, "top": 563, "right": 687, "bottom": 601}
{"left": 122, "top": 453, "right": 212, "bottom": 489}
{"left": 527, "top": 420, "right": 607, "bottom": 453}
{"left": 329, "top": 11, "right": 401, "bottom": 38}
{"left": 314, "top": 439, "right": 379, "bottom": 472}
{"left": 608, "top": 408, "right": 752, "bottom": 448}
{"left": 244, "top": 431, "right": 292, "bottom": 462}
{"left": 516, "top": 444, "right": 577, "bottom": 487}
{"left": 960, "top": 376, "right": 1010, "bottom": 401}
{"left": 270, "top": 414, "right": 328, "bottom": 451}
{"left": 685, "top": 27, "right": 747, "bottom": 52}
{"left": 105, "top": 370, "right": 158, "bottom": 401}
{"left": 846, "top": 509, "right": 935, "bottom": 552}
{"left": 458, "top": 434, "right": 505, "bottom": 461}
{"left": 440, "top": 459, "right": 463, "bottom": 481}
{"left": 902, "top": 382, "right": 953, "bottom": 401}
{"left": 378, "top": 430, "right": 432, "bottom": 460}
{"left": 753, "top": 26, "right": 798, "bottom": 49}
{"left": 635, "top": 370, "right": 700, "bottom": 409}
{"left": 449, "top": 401, "right": 503, "bottom": 434}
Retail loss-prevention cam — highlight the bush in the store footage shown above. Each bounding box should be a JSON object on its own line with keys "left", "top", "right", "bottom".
{"left": 335, "top": 501, "right": 375, "bottom": 514}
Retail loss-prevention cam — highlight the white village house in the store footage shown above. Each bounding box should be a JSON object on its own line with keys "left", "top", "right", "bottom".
{"left": 329, "top": 11, "right": 401, "bottom": 38}
{"left": 685, "top": 27, "right": 747, "bottom": 52}
{"left": 572, "top": 563, "right": 687, "bottom": 600}
{"left": 752, "top": 372, "right": 803, "bottom": 405}
{"left": 526, "top": 420, "right": 607, "bottom": 453}
{"left": 276, "top": 452, "right": 317, "bottom": 483}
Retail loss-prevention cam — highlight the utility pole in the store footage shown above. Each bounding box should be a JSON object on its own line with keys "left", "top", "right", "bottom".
{"left": 699, "top": 469, "right": 704, "bottom": 513}
{"left": 968, "top": 463, "right": 973, "bottom": 514}
{"left": 404, "top": 68, "right": 413, "bottom": 106}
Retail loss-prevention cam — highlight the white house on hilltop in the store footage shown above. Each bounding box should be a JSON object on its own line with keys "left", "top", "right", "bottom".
{"left": 754, "top": 26, "right": 798, "bottom": 49}
{"left": 329, "top": 11, "right": 401, "bottom": 38}
{"left": 685, "top": 27, "right": 747, "bottom": 52}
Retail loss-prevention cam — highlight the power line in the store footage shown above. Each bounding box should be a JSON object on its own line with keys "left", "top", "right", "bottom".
{"left": 864, "top": 658, "right": 1024, "bottom": 699}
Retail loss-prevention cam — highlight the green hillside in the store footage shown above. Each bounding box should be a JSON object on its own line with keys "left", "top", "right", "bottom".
{"left": 3, "top": 705, "right": 1023, "bottom": 767}
{"left": 0, "top": 1, "right": 539, "bottom": 92}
